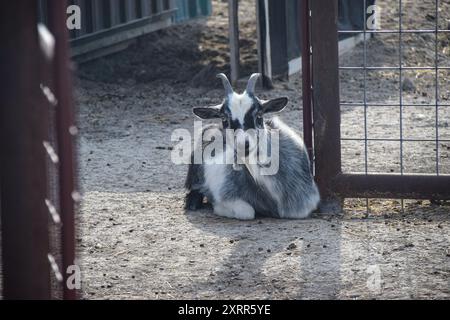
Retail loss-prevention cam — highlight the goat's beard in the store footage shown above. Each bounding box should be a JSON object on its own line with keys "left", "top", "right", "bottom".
{"left": 232, "top": 148, "right": 245, "bottom": 171}
{"left": 232, "top": 144, "right": 263, "bottom": 171}
{"left": 230, "top": 130, "right": 273, "bottom": 171}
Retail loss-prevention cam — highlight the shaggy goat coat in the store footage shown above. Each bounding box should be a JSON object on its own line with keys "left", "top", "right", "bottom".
{"left": 185, "top": 117, "right": 320, "bottom": 219}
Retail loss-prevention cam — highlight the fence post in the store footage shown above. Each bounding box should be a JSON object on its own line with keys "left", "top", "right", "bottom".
{"left": 310, "top": 0, "right": 343, "bottom": 213}
{"left": 0, "top": 1, "right": 51, "bottom": 299}
{"left": 300, "top": 0, "right": 313, "bottom": 171}
{"left": 48, "top": 0, "right": 78, "bottom": 300}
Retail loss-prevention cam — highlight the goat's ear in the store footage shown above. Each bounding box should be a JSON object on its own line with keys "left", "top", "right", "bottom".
{"left": 192, "top": 106, "right": 222, "bottom": 119}
{"left": 261, "top": 97, "right": 288, "bottom": 114}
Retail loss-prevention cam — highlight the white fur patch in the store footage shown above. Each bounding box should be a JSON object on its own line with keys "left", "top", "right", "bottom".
{"left": 228, "top": 92, "right": 253, "bottom": 125}
{"left": 214, "top": 199, "right": 255, "bottom": 220}
{"left": 204, "top": 162, "right": 226, "bottom": 204}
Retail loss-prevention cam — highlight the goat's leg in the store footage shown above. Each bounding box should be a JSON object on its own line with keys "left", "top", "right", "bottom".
{"left": 185, "top": 190, "right": 204, "bottom": 210}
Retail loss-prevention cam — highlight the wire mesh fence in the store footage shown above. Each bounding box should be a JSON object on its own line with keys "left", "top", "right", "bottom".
{"left": 309, "top": 0, "right": 450, "bottom": 213}
{"left": 339, "top": 0, "right": 450, "bottom": 178}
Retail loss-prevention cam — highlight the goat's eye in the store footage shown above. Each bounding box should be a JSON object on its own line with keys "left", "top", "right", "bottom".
{"left": 221, "top": 115, "right": 228, "bottom": 123}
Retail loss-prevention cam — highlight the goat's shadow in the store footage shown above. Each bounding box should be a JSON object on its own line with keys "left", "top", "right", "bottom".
{"left": 184, "top": 206, "right": 343, "bottom": 299}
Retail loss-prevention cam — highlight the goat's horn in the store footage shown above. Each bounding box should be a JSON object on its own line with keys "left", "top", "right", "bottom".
{"left": 217, "top": 73, "right": 233, "bottom": 96}
{"left": 246, "top": 73, "right": 261, "bottom": 95}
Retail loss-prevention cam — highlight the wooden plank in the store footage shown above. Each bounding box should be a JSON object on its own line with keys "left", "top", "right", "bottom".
{"left": 311, "top": 0, "right": 342, "bottom": 213}
{"left": 125, "top": 0, "right": 137, "bottom": 21}
{"left": 266, "top": 0, "right": 288, "bottom": 78}
{"left": 168, "top": 0, "right": 176, "bottom": 11}
{"left": 156, "top": 0, "right": 164, "bottom": 13}
{"left": 135, "top": 0, "right": 142, "bottom": 18}
{"left": 150, "top": 0, "right": 157, "bottom": 15}
{"left": 101, "top": 0, "right": 112, "bottom": 28}
{"left": 71, "top": 16, "right": 173, "bottom": 61}
{"left": 141, "top": 0, "right": 151, "bottom": 16}
{"left": 92, "top": 0, "right": 104, "bottom": 31}
{"left": 228, "top": 0, "right": 239, "bottom": 84}
{"left": 84, "top": 0, "right": 94, "bottom": 33}
{"left": 110, "top": 0, "right": 122, "bottom": 26}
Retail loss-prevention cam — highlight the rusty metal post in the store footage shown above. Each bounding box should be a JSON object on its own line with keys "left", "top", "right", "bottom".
{"left": 47, "top": 0, "right": 78, "bottom": 300}
{"left": 300, "top": 0, "right": 313, "bottom": 171}
{"left": 0, "top": 1, "right": 51, "bottom": 299}
{"left": 310, "top": 0, "right": 343, "bottom": 213}
{"left": 333, "top": 174, "right": 450, "bottom": 200}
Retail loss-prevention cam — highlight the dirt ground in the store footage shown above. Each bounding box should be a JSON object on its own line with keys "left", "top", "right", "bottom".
{"left": 74, "top": 0, "right": 450, "bottom": 299}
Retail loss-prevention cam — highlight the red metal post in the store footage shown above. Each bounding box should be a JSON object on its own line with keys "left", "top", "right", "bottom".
{"left": 0, "top": 1, "right": 51, "bottom": 299}
{"left": 310, "top": 0, "right": 343, "bottom": 213}
{"left": 301, "top": 0, "right": 314, "bottom": 171}
{"left": 47, "top": 0, "right": 78, "bottom": 300}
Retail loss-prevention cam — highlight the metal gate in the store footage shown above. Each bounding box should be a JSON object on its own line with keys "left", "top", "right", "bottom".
{"left": 304, "top": 0, "right": 450, "bottom": 211}
{"left": 0, "top": 1, "right": 77, "bottom": 299}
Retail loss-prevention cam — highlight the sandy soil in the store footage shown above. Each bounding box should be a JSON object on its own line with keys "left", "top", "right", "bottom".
{"left": 74, "top": 0, "right": 450, "bottom": 299}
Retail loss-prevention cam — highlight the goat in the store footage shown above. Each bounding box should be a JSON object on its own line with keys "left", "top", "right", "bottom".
{"left": 185, "top": 73, "right": 320, "bottom": 220}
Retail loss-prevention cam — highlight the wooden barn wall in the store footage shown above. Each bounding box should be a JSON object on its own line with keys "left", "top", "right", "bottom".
{"left": 36, "top": 0, "right": 211, "bottom": 61}
{"left": 260, "top": 0, "right": 377, "bottom": 80}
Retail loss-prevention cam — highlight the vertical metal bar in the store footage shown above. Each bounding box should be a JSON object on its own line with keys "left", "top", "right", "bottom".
{"left": 363, "top": 0, "right": 370, "bottom": 213}
{"left": 0, "top": 0, "right": 51, "bottom": 299}
{"left": 47, "top": 0, "right": 78, "bottom": 300}
{"left": 399, "top": 0, "right": 405, "bottom": 211}
{"left": 228, "top": 0, "right": 240, "bottom": 84}
{"left": 311, "top": 0, "right": 342, "bottom": 212}
{"left": 399, "top": 0, "right": 404, "bottom": 175}
{"left": 435, "top": 0, "right": 440, "bottom": 175}
{"left": 301, "top": 0, "right": 313, "bottom": 169}
{"left": 363, "top": 0, "right": 368, "bottom": 175}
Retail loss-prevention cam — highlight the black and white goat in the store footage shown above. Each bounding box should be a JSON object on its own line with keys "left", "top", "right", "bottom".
{"left": 185, "top": 73, "right": 320, "bottom": 219}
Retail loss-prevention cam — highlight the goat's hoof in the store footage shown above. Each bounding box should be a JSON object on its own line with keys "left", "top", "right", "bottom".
{"left": 185, "top": 191, "right": 204, "bottom": 211}
{"left": 185, "top": 201, "right": 201, "bottom": 211}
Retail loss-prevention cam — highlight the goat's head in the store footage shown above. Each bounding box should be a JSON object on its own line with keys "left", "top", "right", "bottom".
{"left": 193, "top": 73, "right": 288, "bottom": 155}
